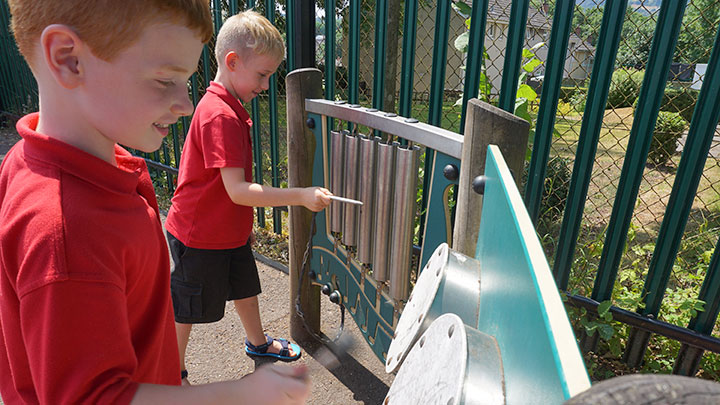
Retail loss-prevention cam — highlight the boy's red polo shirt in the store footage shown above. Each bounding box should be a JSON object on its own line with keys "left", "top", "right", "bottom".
{"left": 0, "top": 114, "right": 180, "bottom": 404}
{"left": 165, "top": 81, "right": 254, "bottom": 249}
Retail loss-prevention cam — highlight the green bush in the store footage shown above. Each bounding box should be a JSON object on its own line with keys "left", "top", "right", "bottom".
{"left": 632, "top": 86, "right": 699, "bottom": 124}
{"left": 569, "top": 88, "right": 587, "bottom": 113}
{"left": 648, "top": 111, "right": 687, "bottom": 167}
{"left": 559, "top": 86, "right": 586, "bottom": 103}
{"left": 660, "top": 85, "right": 698, "bottom": 123}
{"left": 607, "top": 68, "right": 645, "bottom": 108}
{"left": 541, "top": 156, "right": 572, "bottom": 222}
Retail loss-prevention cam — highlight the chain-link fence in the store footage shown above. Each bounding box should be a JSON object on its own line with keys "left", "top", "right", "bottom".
{"left": 513, "top": 0, "right": 720, "bottom": 378}
{"left": 521, "top": 1, "right": 720, "bottom": 332}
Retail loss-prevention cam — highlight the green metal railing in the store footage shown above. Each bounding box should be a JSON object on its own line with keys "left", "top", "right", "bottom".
{"left": 0, "top": 0, "right": 37, "bottom": 116}
{"left": 498, "top": 0, "right": 529, "bottom": 113}
{"left": 551, "top": 0, "right": 628, "bottom": 293}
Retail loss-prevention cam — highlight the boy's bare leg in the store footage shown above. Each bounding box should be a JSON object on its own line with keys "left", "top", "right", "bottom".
{"left": 175, "top": 322, "right": 193, "bottom": 386}
{"left": 233, "top": 296, "right": 297, "bottom": 356}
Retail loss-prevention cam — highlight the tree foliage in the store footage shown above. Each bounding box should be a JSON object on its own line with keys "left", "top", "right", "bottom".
{"left": 676, "top": 0, "right": 720, "bottom": 64}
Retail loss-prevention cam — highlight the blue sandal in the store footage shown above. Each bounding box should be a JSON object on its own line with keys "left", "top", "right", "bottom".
{"left": 245, "top": 334, "right": 301, "bottom": 361}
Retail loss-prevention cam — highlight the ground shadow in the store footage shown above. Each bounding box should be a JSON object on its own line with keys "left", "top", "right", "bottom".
{"left": 248, "top": 338, "right": 390, "bottom": 404}
{"left": 305, "top": 340, "right": 390, "bottom": 404}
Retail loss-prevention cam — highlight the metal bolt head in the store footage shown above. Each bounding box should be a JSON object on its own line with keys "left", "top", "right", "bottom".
{"left": 306, "top": 118, "right": 315, "bottom": 129}
{"left": 472, "top": 175, "right": 487, "bottom": 195}
{"left": 443, "top": 164, "right": 459, "bottom": 181}
{"left": 321, "top": 284, "right": 332, "bottom": 295}
{"left": 329, "top": 291, "right": 341, "bottom": 304}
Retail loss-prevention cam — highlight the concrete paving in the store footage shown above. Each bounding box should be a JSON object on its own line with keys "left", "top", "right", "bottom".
{"left": 183, "top": 261, "right": 394, "bottom": 404}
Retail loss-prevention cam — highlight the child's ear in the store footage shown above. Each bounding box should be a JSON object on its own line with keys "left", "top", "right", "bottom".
{"left": 40, "top": 24, "right": 83, "bottom": 89}
{"left": 225, "top": 51, "right": 239, "bottom": 71}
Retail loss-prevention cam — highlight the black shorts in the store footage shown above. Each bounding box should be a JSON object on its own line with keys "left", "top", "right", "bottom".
{"left": 167, "top": 231, "right": 261, "bottom": 324}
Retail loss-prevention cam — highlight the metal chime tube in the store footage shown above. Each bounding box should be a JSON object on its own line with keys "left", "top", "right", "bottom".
{"left": 372, "top": 141, "right": 398, "bottom": 282}
{"left": 357, "top": 135, "right": 378, "bottom": 263}
{"left": 342, "top": 133, "right": 360, "bottom": 246}
{"left": 329, "top": 130, "right": 345, "bottom": 234}
{"left": 389, "top": 145, "right": 420, "bottom": 302}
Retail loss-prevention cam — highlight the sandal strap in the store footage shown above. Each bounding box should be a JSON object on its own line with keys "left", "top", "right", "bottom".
{"left": 245, "top": 334, "right": 273, "bottom": 353}
{"left": 278, "top": 339, "right": 290, "bottom": 357}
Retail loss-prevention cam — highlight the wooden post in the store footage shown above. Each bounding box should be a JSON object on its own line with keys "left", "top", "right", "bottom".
{"left": 286, "top": 68, "right": 322, "bottom": 342}
{"left": 453, "top": 98, "right": 530, "bottom": 257}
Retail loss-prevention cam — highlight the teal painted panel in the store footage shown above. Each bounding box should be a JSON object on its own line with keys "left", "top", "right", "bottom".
{"left": 476, "top": 146, "right": 590, "bottom": 402}
{"left": 419, "top": 150, "right": 459, "bottom": 272}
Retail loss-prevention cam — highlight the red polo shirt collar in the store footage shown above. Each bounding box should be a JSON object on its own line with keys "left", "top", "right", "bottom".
{"left": 15, "top": 113, "right": 157, "bottom": 204}
{"left": 205, "top": 81, "right": 251, "bottom": 123}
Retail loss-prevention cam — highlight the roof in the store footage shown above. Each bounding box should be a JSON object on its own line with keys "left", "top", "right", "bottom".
{"left": 487, "top": 0, "right": 550, "bottom": 29}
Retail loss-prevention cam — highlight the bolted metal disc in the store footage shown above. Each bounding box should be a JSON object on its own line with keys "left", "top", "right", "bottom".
{"left": 385, "top": 243, "right": 449, "bottom": 373}
{"left": 384, "top": 313, "right": 467, "bottom": 405}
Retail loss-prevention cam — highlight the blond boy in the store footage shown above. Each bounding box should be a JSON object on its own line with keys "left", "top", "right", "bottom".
{"left": 165, "top": 10, "right": 331, "bottom": 383}
{"left": 0, "top": 1, "right": 309, "bottom": 403}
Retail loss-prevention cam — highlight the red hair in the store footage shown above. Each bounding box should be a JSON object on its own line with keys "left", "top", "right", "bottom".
{"left": 9, "top": 0, "right": 213, "bottom": 67}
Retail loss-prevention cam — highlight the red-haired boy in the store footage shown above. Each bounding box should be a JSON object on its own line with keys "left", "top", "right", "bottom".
{"left": 0, "top": 1, "right": 309, "bottom": 403}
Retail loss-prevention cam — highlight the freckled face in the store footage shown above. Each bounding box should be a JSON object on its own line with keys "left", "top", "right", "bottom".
{"left": 77, "top": 23, "right": 204, "bottom": 152}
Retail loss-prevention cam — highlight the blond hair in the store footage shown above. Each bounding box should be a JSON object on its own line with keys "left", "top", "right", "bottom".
{"left": 8, "top": 0, "right": 214, "bottom": 68}
{"left": 215, "top": 10, "right": 285, "bottom": 65}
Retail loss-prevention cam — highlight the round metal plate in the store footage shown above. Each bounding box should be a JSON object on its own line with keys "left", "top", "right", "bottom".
{"left": 384, "top": 313, "right": 467, "bottom": 405}
{"left": 385, "top": 243, "right": 449, "bottom": 373}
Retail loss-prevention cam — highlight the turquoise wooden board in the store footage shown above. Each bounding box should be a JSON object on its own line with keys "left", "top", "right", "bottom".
{"left": 475, "top": 145, "right": 590, "bottom": 402}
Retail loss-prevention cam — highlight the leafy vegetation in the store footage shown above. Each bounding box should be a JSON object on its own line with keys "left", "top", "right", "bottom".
{"left": 648, "top": 111, "right": 687, "bottom": 167}
{"left": 607, "top": 68, "right": 645, "bottom": 108}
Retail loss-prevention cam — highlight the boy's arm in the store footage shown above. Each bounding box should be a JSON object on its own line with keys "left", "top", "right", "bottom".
{"left": 132, "top": 363, "right": 310, "bottom": 405}
{"left": 220, "top": 167, "right": 331, "bottom": 212}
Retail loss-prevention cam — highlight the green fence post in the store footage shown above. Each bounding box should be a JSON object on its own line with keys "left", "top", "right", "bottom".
{"left": 348, "top": 0, "right": 360, "bottom": 106}
{"left": 497, "top": 0, "right": 529, "bottom": 114}
{"left": 324, "top": 0, "right": 336, "bottom": 135}
{"left": 553, "top": 1, "right": 628, "bottom": 294}
{"left": 286, "top": 0, "right": 295, "bottom": 71}
{"left": 419, "top": 0, "right": 451, "bottom": 246}
{"left": 398, "top": 0, "right": 418, "bottom": 122}
{"left": 524, "top": 0, "right": 575, "bottom": 223}
{"left": 171, "top": 123, "right": 182, "bottom": 166}
{"left": 212, "top": 0, "right": 223, "bottom": 35}
{"left": 201, "top": 45, "right": 213, "bottom": 88}
{"left": 653, "top": 23, "right": 720, "bottom": 376}
{"left": 372, "top": 0, "right": 388, "bottom": 116}
{"left": 591, "top": 1, "right": 687, "bottom": 368}
{"left": 459, "top": 0, "right": 489, "bottom": 134}
{"left": 160, "top": 139, "right": 174, "bottom": 193}
{"left": 677, "top": 237, "right": 720, "bottom": 375}
{"left": 266, "top": 0, "right": 282, "bottom": 234}
{"left": 244, "top": 0, "right": 266, "bottom": 228}
{"left": 0, "top": 0, "right": 13, "bottom": 114}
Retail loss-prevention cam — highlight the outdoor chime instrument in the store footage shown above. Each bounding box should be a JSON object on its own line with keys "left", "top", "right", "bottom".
{"left": 328, "top": 128, "right": 421, "bottom": 303}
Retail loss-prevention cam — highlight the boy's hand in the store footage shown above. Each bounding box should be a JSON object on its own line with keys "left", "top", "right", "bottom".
{"left": 249, "top": 231, "right": 256, "bottom": 246}
{"left": 302, "top": 187, "right": 332, "bottom": 212}
{"left": 242, "top": 363, "right": 311, "bottom": 404}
